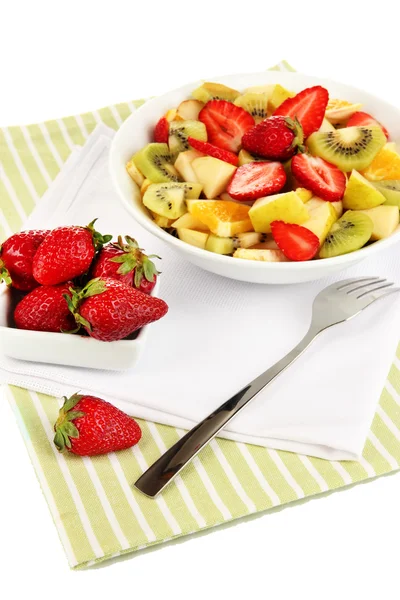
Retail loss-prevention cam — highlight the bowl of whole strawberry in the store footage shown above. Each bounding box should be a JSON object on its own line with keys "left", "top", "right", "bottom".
{"left": 0, "top": 221, "right": 168, "bottom": 370}
{"left": 110, "top": 72, "right": 400, "bottom": 284}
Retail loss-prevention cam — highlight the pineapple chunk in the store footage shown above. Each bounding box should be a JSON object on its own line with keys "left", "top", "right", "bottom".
{"left": 233, "top": 248, "right": 289, "bottom": 262}
{"left": 249, "top": 191, "right": 309, "bottom": 233}
{"left": 174, "top": 150, "right": 204, "bottom": 183}
{"left": 172, "top": 213, "right": 209, "bottom": 231}
{"left": 358, "top": 205, "right": 400, "bottom": 240}
{"left": 150, "top": 211, "right": 174, "bottom": 228}
{"left": 126, "top": 158, "right": 145, "bottom": 186}
{"left": 141, "top": 178, "right": 152, "bottom": 195}
{"left": 303, "top": 200, "right": 338, "bottom": 245}
{"left": 192, "top": 157, "right": 236, "bottom": 199}
{"left": 177, "top": 228, "right": 209, "bottom": 249}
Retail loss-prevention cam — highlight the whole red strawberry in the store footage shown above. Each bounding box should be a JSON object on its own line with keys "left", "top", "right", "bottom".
{"left": 242, "top": 116, "right": 305, "bottom": 160}
{"left": 33, "top": 219, "right": 112, "bottom": 286}
{"left": 53, "top": 393, "right": 142, "bottom": 456}
{"left": 14, "top": 282, "right": 75, "bottom": 332}
{"left": 91, "top": 236, "right": 159, "bottom": 294}
{"left": 66, "top": 277, "right": 168, "bottom": 341}
{"left": 0, "top": 229, "right": 49, "bottom": 291}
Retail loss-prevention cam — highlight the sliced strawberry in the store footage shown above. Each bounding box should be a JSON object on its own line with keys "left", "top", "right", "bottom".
{"left": 291, "top": 154, "right": 346, "bottom": 201}
{"left": 271, "top": 221, "right": 319, "bottom": 261}
{"left": 273, "top": 86, "right": 329, "bottom": 138}
{"left": 187, "top": 137, "right": 238, "bottom": 166}
{"left": 227, "top": 162, "right": 286, "bottom": 201}
{"left": 198, "top": 100, "right": 255, "bottom": 153}
{"left": 154, "top": 116, "right": 169, "bottom": 143}
{"left": 346, "top": 111, "right": 389, "bottom": 139}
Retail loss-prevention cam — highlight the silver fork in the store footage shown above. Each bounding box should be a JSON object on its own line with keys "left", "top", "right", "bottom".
{"left": 135, "top": 276, "right": 399, "bottom": 497}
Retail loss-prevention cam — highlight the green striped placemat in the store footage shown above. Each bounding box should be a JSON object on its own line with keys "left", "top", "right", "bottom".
{"left": 1, "top": 61, "right": 400, "bottom": 569}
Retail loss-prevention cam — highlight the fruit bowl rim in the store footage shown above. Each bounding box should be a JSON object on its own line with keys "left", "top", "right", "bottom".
{"left": 110, "top": 70, "right": 400, "bottom": 272}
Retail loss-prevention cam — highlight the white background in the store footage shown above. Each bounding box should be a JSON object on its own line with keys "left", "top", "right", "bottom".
{"left": 1, "top": 1, "right": 399, "bottom": 598}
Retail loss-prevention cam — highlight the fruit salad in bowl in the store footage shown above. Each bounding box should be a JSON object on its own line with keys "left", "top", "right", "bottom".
{"left": 110, "top": 71, "right": 400, "bottom": 284}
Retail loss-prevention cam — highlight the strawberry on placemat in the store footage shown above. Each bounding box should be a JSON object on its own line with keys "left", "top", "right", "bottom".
{"left": 227, "top": 162, "right": 287, "bottom": 201}
{"left": 271, "top": 221, "right": 320, "bottom": 261}
{"left": 66, "top": 277, "right": 168, "bottom": 341}
{"left": 0, "top": 229, "right": 49, "bottom": 291}
{"left": 291, "top": 154, "right": 346, "bottom": 201}
{"left": 54, "top": 393, "right": 142, "bottom": 456}
{"left": 273, "top": 86, "right": 329, "bottom": 138}
{"left": 92, "top": 236, "right": 159, "bottom": 294}
{"left": 187, "top": 137, "right": 238, "bottom": 166}
{"left": 346, "top": 111, "right": 389, "bottom": 139}
{"left": 33, "top": 220, "right": 112, "bottom": 286}
{"left": 198, "top": 100, "right": 255, "bottom": 153}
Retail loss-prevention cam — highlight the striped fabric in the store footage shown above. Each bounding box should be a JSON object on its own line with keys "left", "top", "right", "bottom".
{"left": 1, "top": 60, "right": 400, "bottom": 569}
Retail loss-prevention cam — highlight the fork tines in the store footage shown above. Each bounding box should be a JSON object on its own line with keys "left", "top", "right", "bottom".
{"left": 338, "top": 277, "right": 399, "bottom": 299}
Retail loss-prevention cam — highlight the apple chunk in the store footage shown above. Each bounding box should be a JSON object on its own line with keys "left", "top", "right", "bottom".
{"left": 233, "top": 248, "right": 289, "bottom": 262}
{"left": 249, "top": 191, "right": 309, "bottom": 233}
{"left": 343, "top": 170, "right": 386, "bottom": 210}
{"left": 174, "top": 149, "right": 204, "bottom": 183}
{"left": 192, "top": 156, "right": 236, "bottom": 199}
{"left": 358, "top": 205, "right": 400, "bottom": 240}
{"left": 303, "top": 199, "right": 338, "bottom": 244}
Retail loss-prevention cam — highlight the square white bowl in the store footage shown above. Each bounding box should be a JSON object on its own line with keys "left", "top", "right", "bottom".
{"left": 0, "top": 278, "right": 160, "bottom": 371}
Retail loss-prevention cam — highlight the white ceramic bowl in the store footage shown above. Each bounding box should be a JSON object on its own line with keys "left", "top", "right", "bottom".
{"left": 110, "top": 71, "right": 400, "bottom": 284}
{"left": 0, "top": 279, "right": 160, "bottom": 370}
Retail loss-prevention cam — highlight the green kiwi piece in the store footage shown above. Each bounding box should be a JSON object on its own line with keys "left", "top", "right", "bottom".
{"left": 143, "top": 183, "right": 192, "bottom": 219}
{"left": 307, "top": 126, "right": 386, "bottom": 172}
{"left": 168, "top": 120, "right": 207, "bottom": 157}
{"left": 205, "top": 232, "right": 264, "bottom": 255}
{"left": 234, "top": 93, "right": 269, "bottom": 123}
{"left": 319, "top": 211, "right": 373, "bottom": 258}
{"left": 192, "top": 82, "right": 240, "bottom": 103}
{"left": 133, "top": 143, "right": 180, "bottom": 183}
{"left": 372, "top": 180, "right": 400, "bottom": 208}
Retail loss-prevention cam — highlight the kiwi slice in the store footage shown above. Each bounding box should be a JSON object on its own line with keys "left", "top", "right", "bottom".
{"left": 192, "top": 82, "right": 240, "bottom": 103}
{"left": 143, "top": 182, "right": 202, "bottom": 219}
{"left": 372, "top": 180, "right": 400, "bottom": 208}
{"left": 205, "top": 232, "right": 265, "bottom": 255}
{"left": 168, "top": 120, "right": 207, "bottom": 157}
{"left": 319, "top": 211, "right": 373, "bottom": 258}
{"left": 307, "top": 126, "right": 386, "bottom": 172}
{"left": 133, "top": 143, "right": 180, "bottom": 183}
{"left": 234, "top": 93, "right": 269, "bottom": 123}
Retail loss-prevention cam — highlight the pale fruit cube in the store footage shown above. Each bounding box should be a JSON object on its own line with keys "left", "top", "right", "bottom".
{"left": 249, "top": 191, "right": 309, "bottom": 233}
{"left": 150, "top": 211, "right": 174, "bottom": 228}
{"left": 325, "top": 102, "right": 362, "bottom": 124}
{"left": 307, "top": 196, "right": 343, "bottom": 217}
{"left": 165, "top": 109, "right": 179, "bottom": 122}
{"left": 250, "top": 239, "right": 279, "bottom": 250}
{"left": 141, "top": 178, "right": 152, "bottom": 195}
{"left": 358, "top": 205, "right": 400, "bottom": 240}
{"left": 319, "top": 118, "right": 336, "bottom": 132}
{"left": 177, "top": 228, "right": 209, "bottom": 249}
{"left": 174, "top": 150, "right": 204, "bottom": 183}
{"left": 177, "top": 99, "right": 204, "bottom": 120}
{"left": 244, "top": 84, "right": 275, "bottom": 95}
{"left": 343, "top": 170, "right": 386, "bottom": 210}
{"left": 187, "top": 200, "right": 252, "bottom": 237}
{"left": 303, "top": 200, "right": 338, "bottom": 244}
{"left": 192, "top": 156, "right": 236, "bottom": 199}
{"left": 295, "top": 188, "right": 313, "bottom": 203}
{"left": 126, "top": 158, "right": 145, "bottom": 186}
{"left": 233, "top": 248, "right": 289, "bottom": 262}
{"left": 172, "top": 212, "right": 209, "bottom": 231}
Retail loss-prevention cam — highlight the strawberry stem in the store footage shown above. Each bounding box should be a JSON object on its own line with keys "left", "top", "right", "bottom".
{"left": 86, "top": 219, "right": 113, "bottom": 252}
{"left": 109, "top": 236, "right": 160, "bottom": 286}
{"left": 64, "top": 278, "right": 107, "bottom": 333}
{"left": 0, "top": 258, "right": 12, "bottom": 286}
{"left": 54, "top": 393, "right": 85, "bottom": 452}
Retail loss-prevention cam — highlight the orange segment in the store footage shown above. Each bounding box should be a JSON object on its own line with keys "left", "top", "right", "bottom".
{"left": 187, "top": 200, "right": 253, "bottom": 237}
{"left": 362, "top": 144, "right": 400, "bottom": 181}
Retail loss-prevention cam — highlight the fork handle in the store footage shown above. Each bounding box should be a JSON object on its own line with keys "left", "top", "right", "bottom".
{"left": 134, "top": 327, "right": 319, "bottom": 497}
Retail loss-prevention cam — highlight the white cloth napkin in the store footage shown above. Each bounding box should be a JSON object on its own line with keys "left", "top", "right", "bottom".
{"left": 1, "top": 124, "right": 399, "bottom": 461}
